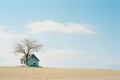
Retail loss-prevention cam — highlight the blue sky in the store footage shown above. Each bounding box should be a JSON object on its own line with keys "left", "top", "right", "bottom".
{"left": 0, "top": 0, "right": 120, "bottom": 69}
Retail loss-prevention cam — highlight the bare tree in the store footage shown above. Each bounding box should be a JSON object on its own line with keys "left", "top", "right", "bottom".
{"left": 14, "top": 38, "right": 43, "bottom": 65}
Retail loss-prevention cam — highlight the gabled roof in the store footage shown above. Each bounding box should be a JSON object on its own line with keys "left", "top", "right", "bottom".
{"left": 21, "top": 54, "right": 39, "bottom": 61}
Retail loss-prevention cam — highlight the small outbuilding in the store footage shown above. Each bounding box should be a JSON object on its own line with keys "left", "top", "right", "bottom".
{"left": 21, "top": 54, "right": 39, "bottom": 67}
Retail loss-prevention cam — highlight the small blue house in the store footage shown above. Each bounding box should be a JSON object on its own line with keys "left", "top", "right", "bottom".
{"left": 21, "top": 54, "right": 39, "bottom": 67}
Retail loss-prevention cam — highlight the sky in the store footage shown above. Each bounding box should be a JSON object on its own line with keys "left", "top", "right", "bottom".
{"left": 0, "top": 0, "right": 120, "bottom": 69}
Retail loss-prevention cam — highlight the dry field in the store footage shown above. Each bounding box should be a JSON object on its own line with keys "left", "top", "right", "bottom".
{"left": 0, "top": 67, "right": 120, "bottom": 80}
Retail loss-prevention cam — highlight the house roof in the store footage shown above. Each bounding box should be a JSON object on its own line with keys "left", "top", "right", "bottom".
{"left": 21, "top": 54, "right": 39, "bottom": 61}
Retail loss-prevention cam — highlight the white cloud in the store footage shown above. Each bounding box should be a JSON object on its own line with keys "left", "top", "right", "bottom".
{"left": 26, "top": 20, "right": 95, "bottom": 35}
{"left": 0, "top": 30, "right": 18, "bottom": 40}
{"left": 0, "top": 26, "right": 26, "bottom": 40}
{"left": 36, "top": 49, "right": 120, "bottom": 69}
{"left": 0, "top": 26, "right": 7, "bottom": 30}
{"left": 0, "top": 27, "right": 26, "bottom": 55}
{"left": 46, "top": 49, "right": 83, "bottom": 55}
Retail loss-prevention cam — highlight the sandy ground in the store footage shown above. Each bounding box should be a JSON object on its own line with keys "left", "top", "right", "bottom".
{"left": 0, "top": 67, "right": 120, "bottom": 80}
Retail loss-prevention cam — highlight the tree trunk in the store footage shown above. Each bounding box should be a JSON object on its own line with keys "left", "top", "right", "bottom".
{"left": 26, "top": 49, "right": 30, "bottom": 66}
{"left": 26, "top": 54, "right": 28, "bottom": 66}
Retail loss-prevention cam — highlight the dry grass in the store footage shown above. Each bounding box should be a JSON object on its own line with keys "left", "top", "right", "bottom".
{"left": 0, "top": 66, "right": 120, "bottom": 80}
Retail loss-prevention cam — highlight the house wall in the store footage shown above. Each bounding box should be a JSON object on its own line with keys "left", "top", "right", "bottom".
{"left": 27, "top": 56, "right": 39, "bottom": 67}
